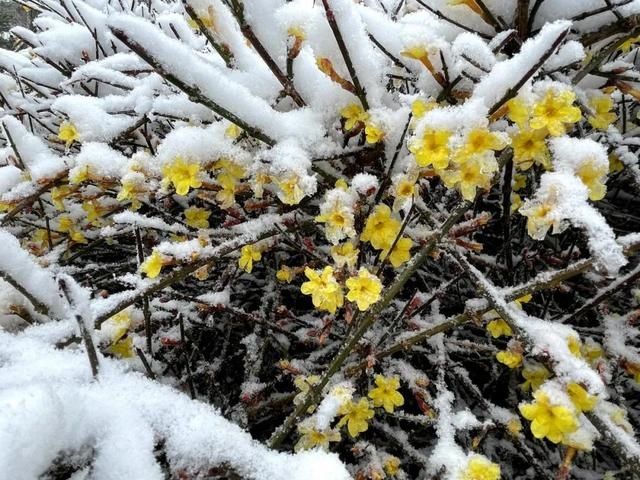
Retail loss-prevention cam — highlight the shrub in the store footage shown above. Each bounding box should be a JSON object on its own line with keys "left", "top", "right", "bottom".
{"left": 1, "top": 0, "right": 640, "bottom": 478}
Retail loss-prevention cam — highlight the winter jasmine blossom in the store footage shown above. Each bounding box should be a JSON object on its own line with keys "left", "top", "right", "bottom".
{"left": 239, "top": 244, "right": 262, "bottom": 273}
{"left": 140, "top": 250, "right": 164, "bottom": 278}
{"left": 346, "top": 268, "right": 383, "bottom": 311}
{"left": 301, "top": 266, "right": 344, "bottom": 314}
{"left": 337, "top": 398, "right": 375, "bottom": 437}
{"left": 368, "top": 375, "right": 404, "bottom": 413}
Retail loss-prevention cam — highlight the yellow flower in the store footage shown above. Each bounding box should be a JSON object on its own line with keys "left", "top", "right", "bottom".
{"left": 301, "top": 266, "right": 344, "bottom": 314}
{"left": 609, "top": 406, "right": 633, "bottom": 433}
{"left": 82, "top": 200, "right": 106, "bottom": 223}
{"left": 508, "top": 194, "right": 521, "bottom": 215}
{"left": 487, "top": 318, "right": 513, "bottom": 338}
{"left": 288, "top": 25, "right": 306, "bottom": 41}
{"left": 381, "top": 237, "right": 413, "bottom": 268}
{"left": 216, "top": 173, "right": 237, "bottom": 209}
{"left": 186, "top": 8, "right": 215, "bottom": 29}
{"left": 619, "top": 35, "right": 640, "bottom": 53}
{"left": 506, "top": 418, "right": 523, "bottom": 436}
{"left": 530, "top": 89, "right": 582, "bottom": 137}
{"left": 331, "top": 242, "right": 359, "bottom": 269}
{"left": 293, "top": 374, "right": 321, "bottom": 409}
{"left": 368, "top": 375, "right": 404, "bottom": 413}
{"left": 69, "top": 165, "right": 91, "bottom": 184}
{"left": 341, "top": 103, "right": 369, "bottom": 131}
{"left": 140, "top": 250, "right": 164, "bottom": 278}
{"left": 609, "top": 154, "right": 625, "bottom": 174}
{"left": 315, "top": 203, "right": 355, "bottom": 244}
{"left": 365, "top": 122, "right": 385, "bottom": 144}
{"left": 239, "top": 244, "right": 262, "bottom": 273}
{"left": 567, "top": 383, "right": 598, "bottom": 413}
{"left": 496, "top": 350, "right": 523, "bottom": 369}
{"left": 401, "top": 45, "right": 445, "bottom": 84}
{"left": 337, "top": 398, "right": 375, "bottom": 437}
{"left": 50, "top": 186, "right": 71, "bottom": 211}
{"left": 295, "top": 424, "right": 341, "bottom": 452}
{"left": 277, "top": 175, "right": 305, "bottom": 205}
{"left": 512, "top": 173, "right": 527, "bottom": 192}
{"left": 107, "top": 336, "right": 135, "bottom": 358}
{"left": 519, "top": 391, "right": 579, "bottom": 443}
{"left": 334, "top": 178, "right": 349, "bottom": 190}
{"left": 514, "top": 294, "right": 532, "bottom": 307}
{"left": 162, "top": 157, "right": 202, "bottom": 196}
{"left": 117, "top": 179, "right": 142, "bottom": 207}
{"left": 567, "top": 335, "right": 582, "bottom": 358}
{"left": 184, "top": 207, "right": 210, "bottom": 229}
{"left": 507, "top": 98, "right": 531, "bottom": 129}
{"left": 252, "top": 172, "right": 271, "bottom": 198}
{"left": 392, "top": 175, "right": 418, "bottom": 211}
{"left": 346, "top": 268, "right": 383, "bottom": 311}
{"left": 409, "top": 129, "right": 452, "bottom": 170}
{"left": 383, "top": 456, "right": 401, "bottom": 477}
{"left": 29, "top": 228, "right": 53, "bottom": 252}
{"left": 401, "top": 45, "right": 431, "bottom": 60}
{"left": 212, "top": 158, "right": 246, "bottom": 179}
{"left": 576, "top": 159, "right": 608, "bottom": 201}
{"left": 588, "top": 95, "right": 617, "bottom": 130}
{"left": 511, "top": 128, "right": 550, "bottom": 171}
{"left": 459, "top": 455, "right": 500, "bottom": 480}
{"left": 455, "top": 128, "right": 508, "bottom": 164}
{"left": 58, "top": 215, "right": 87, "bottom": 244}
{"left": 276, "top": 265, "right": 295, "bottom": 283}
{"left": 448, "top": 0, "right": 486, "bottom": 16}
{"left": 225, "top": 123, "right": 243, "bottom": 139}
{"left": 58, "top": 215, "right": 74, "bottom": 233}
{"left": 103, "top": 309, "right": 132, "bottom": 343}
{"left": 411, "top": 98, "right": 436, "bottom": 119}
{"left": 361, "top": 204, "right": 401, "bottom": 251}
{"left": 441, "top": 155, "right": 497, "bottom": 201}
{"left": 520, "top": 200, "right": 556, "bottom": 240}
{"left": 520, "top": 363, "right": 551, "bottom": 392}
{"left": 581, "top": 339, "right": 604, "bottom": 365}
{"left": 58, "top": 120, "right": 79, "bottom": 147}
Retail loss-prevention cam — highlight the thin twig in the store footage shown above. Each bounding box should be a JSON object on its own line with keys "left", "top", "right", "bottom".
{"left": 320, "top": 0, "right": 369, "bottom": 109}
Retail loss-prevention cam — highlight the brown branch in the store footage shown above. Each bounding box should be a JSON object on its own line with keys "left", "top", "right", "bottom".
{"left": 110, "top": 26, "right": 276, "bottom": 146}
{"left": 59, "top": 277, "right": 100, "bottom": 377}
{"left": 320, "top": 0, "right": 369, "bottom": 110}
{"left": 227, "top": 0, "right": 305, "bottom": 107}
{"left": 182, "top": 0, "right": 234, "bottom": 68}
{"left": 269, "top": 198, "right": 473, "bottom": 448}
{"left": 489, "top": 25, "right": 569, "bottom": 115}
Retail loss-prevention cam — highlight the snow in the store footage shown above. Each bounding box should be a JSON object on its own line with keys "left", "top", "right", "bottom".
{"left": 1, "top": 117, "right": 66, "bottom": 181}
{"left": 0, "top": 229, "right": 67, "bottom": 319}
{"left": 351, "top": 173, "right": 379, "bottom": 195}
{"left": 322, "top": 0, "right": 387, "bottom": 108}
{"left": 52, "top": 94, "right": 141, "bottom": 143}
{"left": 523, "top": 170, "right": 627, "bottom": 276}
{"left": 155, "top": 123, "right": 250, "bottom": 169}
{"left": 473, "top": 20, "right": 571, "bottom": 110}
{"left": 1, "top": 0, "right": 639, "bottom": 477}
{"left": 0, "top": 165, "right": 22, "bottom": 194}
{"left": 107, "top": 14, "right": 325, "bottom": 145}
{"left": 110, "top": 211, "right": 189, "bottom": 234}
{"left": 427, "top": 388, "right": 471, "bottom": 480}
{"left": 0, "top": 330, "right": 351, "bottom": 480}
{"left": 197, "top": 290, "right": 230, "bottom": 306}
{"left": 73, "top": 142, "right": 128, "bottom": 179}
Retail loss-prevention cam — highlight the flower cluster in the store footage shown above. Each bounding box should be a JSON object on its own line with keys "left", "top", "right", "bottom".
{"left": 0, "top": 0, "right": 639, "bottom": 478}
